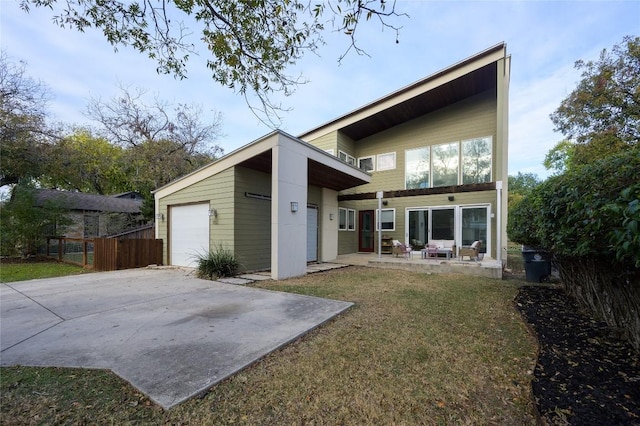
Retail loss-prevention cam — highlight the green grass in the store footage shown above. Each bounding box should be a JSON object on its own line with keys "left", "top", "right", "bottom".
{"left": 0, "top": 261, "right": 85, "bottom": 283}
{"left": 0, "top": 267, "right": 537, "bottom": 424}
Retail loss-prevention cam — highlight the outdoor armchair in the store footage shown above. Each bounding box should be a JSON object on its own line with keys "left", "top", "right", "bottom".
{"left": 459, "top": 240, "right": 482, "bottom": 261}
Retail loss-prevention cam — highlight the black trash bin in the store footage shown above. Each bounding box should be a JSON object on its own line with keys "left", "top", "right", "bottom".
{"left": 522, "top": 246, "right": 551, "bottom": 283}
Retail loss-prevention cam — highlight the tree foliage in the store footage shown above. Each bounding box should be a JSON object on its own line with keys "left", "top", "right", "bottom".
{"left": 508, "top": 145, "right": 640, "bottom": 268}
{"left": 0, "top": 51, "right": 53, "bottom": 186}
{"left": 19, "top": 0, "right": 406, "bottom": 124}
{"left": 42, "top": 129, "right": 129, "bottom": 195}
{"left": 545, "top": 36, "right": 639, "bottom": 174}
{"left": 507, "top": 172, "right": 542, "bottom": 210}
{"left": 551, "top": 35, "right": 639, "bottom": 146}
{"left": 0, "top": 183, "right": 71, "bottom": 256}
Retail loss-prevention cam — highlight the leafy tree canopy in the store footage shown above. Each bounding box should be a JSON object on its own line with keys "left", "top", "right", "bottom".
{"left": 545, "top": 36, "right": 639, "bottom": 174}
{"left": 20, "top": 0, "right": 406, "bottom": 124}
{"left": 0, "top": 51, "right": 54, "bottom": 186}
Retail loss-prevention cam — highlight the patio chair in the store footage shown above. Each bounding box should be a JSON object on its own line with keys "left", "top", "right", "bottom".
{"left": 392, "top": 241, "right": 412, "bottom": 259}
{"left": 459, "top": 240, "right": 482, "bottom": 261}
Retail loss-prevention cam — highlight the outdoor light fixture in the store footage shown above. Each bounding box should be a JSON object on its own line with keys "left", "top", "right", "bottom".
{"left": 155, "top": 213, "right": 164, "bottom": 221}
{"left": 208, "top": 208, "right": 217, "bottom": 218}
{"left": 448, "top": 195, "right": 455, "bottom": 202}
{"left": 330, "top": 213, "right": 335, "bottom": 221}
{"left": 290, "top": 202, "right": 299, "bottom": 212}
{"left": 382, "top": 200, "right": 388, "bottom": 206}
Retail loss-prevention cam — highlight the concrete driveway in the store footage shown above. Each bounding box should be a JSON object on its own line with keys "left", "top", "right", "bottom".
{"left": 0, "top": 268, "right": 352, "bottom": 409}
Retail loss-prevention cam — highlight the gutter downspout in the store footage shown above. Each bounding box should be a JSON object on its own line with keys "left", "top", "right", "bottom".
{"left": 496, "top": 180, "right": 503, "bottom": 264}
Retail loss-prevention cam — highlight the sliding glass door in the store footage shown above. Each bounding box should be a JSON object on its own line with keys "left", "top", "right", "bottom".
{"left": 407, "top": 205, "right": 490, "bottom": 255}
{"left": 407, "top": 208, "right": 455, "bottom": 245}
{"left": 461, "top": 207, "right": 487, "bottom": 253}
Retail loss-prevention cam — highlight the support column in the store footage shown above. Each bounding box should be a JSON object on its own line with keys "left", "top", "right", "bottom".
{"left": 271, "top": 137, "right": 308, "bottom": 280}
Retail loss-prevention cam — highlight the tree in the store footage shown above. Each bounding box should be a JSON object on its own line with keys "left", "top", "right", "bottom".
{"left": 0, "top": 183, "right": 71, "bottom": 256}
{"left": 546, "top": 35, "right": 639, "bottom": 173}
{"left": 19, "top": 0, "right": 406, "bottom": 124}
{"left": 507, "top": 171, "right": 541, "bottom": 209}
{"left": 0, "top": 51, "right": 54, "bottom": 187}
{"left": 87, "top": 85, "right": 223, "bottom": 154}
{"left": 42, "top": 129, "right": 129, "bottom": 195}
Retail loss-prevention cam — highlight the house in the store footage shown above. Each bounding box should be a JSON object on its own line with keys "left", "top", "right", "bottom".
{"left": 34, "top": 189, "right": 145, "bottom": 238}
{"left": 154, "top": 43, "right": 510, "bottom": 279}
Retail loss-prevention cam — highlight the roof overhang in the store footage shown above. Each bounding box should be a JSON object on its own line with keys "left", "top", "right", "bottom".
{"left": 299, "top": 43, "right": 507, "bottom": 141}
{"left": 154, "top": 131, "right": 370, "bottom": 199}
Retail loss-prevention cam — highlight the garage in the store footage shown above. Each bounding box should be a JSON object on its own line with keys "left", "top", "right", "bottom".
{"left": 170, "top": 203, "right": 210, "bottom": 267}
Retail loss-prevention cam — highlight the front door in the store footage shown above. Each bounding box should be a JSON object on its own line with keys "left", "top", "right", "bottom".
{"left": 358, "top": 210, "right": 374, "bottom": 252}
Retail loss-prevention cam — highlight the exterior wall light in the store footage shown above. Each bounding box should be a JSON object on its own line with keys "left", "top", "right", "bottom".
{"left": 330, "top": 213, "right": 335, "bottom": 221}
{"left": 155, "top": 213, "right": 164, "bottom": 221}
{"left": 448, "top": 195, "right": 455, "bottom": 202}
{"left": 290, "top": 202, "right": 299, "bottom": 212}
{"left": 208, "top": 208, "right": 218, "bottom": 218}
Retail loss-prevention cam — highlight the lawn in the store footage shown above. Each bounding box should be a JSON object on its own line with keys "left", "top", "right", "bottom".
{"left": 1, "top": 267, "right": 537, "bottom": 424}
{"left": 0, "top": 260, "right": 85, "bottom": 283}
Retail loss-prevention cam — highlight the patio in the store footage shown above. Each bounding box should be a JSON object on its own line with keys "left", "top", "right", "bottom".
{"left": 334, "top": 252, "right": 503, "bottom": 279}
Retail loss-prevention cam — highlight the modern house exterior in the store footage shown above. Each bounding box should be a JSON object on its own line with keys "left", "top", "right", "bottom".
{"left": 154, "top": 43, "right": 510, "bottom": 280}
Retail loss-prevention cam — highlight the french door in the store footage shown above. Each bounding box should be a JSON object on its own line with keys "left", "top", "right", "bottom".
{"left": 358, "top": 210, "right": 375, "bottom": 252}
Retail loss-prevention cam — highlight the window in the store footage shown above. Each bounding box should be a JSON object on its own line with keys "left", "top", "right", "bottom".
{"left": 339, "top": 207, "right": 356, "bottom": 231}
{"left": 406, "top": 147, "right": 430, "bottom": 189}
{"left": 338, "top": 150, "right": 356, "bottom": 166}
{"left": 377, "top": 152, "right": 396, "bottom": 171}
{"left": 432, "top": 142, "right": 459, "bottom": 187}
{"left": 358, "top": 156, "right": 375, "bottom": 172}
{"left": 376, "top": 208, "right": 396, "bottom": 231}
{"left": 462, "top": 137, "right": 492, "bottom": 184}
{"left": 347, "top": 209, "right": 356, "bottom": 231}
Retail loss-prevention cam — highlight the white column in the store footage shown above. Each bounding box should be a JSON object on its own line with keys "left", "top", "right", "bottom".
{"left": 271, "top": 137, "right": 308, "bottom": 280}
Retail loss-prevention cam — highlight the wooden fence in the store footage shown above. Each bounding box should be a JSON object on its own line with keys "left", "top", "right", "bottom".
{"left": 45, "top": 237, "right": 163, "bottom": 272}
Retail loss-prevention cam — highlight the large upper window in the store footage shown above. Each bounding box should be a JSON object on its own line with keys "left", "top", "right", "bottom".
{"left": 405, "top": 136, "right": 492, "bottom": 188}
{"left": 432, "top": 142, "right": 459, "bottom": 187}
{"left": 462, "top": 137, "right": 492, "bottom": 184}
{"left": 406, "top": 147, "right": 430, "bottom": 189}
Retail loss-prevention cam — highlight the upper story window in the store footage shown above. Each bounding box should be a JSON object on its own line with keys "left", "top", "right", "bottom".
{"left": 462, "top": 137, "right": 492, "bottom": 184}
{"left": 406, "top": 147, "right": 430, "bottom": 189}
{"left": 376, "top": 152, "right": 396, "bottom": 171}
{"left": 339, "top": 150, "right": 356, "bottom": 166}
{"left": 405, "top": 136, "right": 492, "bottom": 189}
{"left": 358, "top": 156, "right": 375, "bottom": 172}
{"left": 432, "top": 142, "right": 459, "bottom": 187}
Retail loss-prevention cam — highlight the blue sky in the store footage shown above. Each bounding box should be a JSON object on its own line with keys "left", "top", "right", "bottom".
{"left": 1, "top": 0, "right": 639, "bottom": 181}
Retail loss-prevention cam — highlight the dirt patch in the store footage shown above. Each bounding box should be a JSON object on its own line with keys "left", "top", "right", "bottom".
{"left": 515, "top": 285, "right": 640, "bottom": 425}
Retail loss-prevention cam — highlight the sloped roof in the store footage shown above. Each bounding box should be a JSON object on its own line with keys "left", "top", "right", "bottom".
{"left": 34, "top": 189, "right": 142, "bottom": 213}
{"left": 299, "top": 43, "right": 508, "bottom": 142}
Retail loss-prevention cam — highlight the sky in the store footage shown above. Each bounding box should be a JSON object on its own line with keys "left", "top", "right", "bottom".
{"left": 1, "top": 0, "right": 639, "bottom": 183}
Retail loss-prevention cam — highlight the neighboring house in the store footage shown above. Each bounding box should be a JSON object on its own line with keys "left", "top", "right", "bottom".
{"left": 34, "top": 190, "right": 145, "bottom": 238}
{"left": 154, "top": 43, "right": 510, "bottom": 279}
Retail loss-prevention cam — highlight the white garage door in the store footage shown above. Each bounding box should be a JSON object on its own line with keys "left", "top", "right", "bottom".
{"left": 170, "top": 203, "right": 210, "bottom": 267}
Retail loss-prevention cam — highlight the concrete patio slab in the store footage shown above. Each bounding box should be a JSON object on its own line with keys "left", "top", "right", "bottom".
{"left": 0, "top": 268, "right": 352, "bottom": 409}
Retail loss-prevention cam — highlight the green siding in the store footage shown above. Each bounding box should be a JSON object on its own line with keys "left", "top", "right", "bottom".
{"left": 158, "top": 167, "right": 235, "bottom": 265}
{"left": 347, "top": 90, "right": 496, "bottom": 194}
{"left": 307, "top": 132, "right": 338, "bottom": 154}
{"left": 234, "top": 167, "right": 272, "bottom": 272}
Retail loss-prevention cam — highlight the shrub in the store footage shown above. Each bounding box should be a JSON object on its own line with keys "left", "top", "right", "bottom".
{"left": 195, "top": 245, "right": 240, "bottom": 279}
{"left": 508, "top": 145, "right": 640, "bottom": 351}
